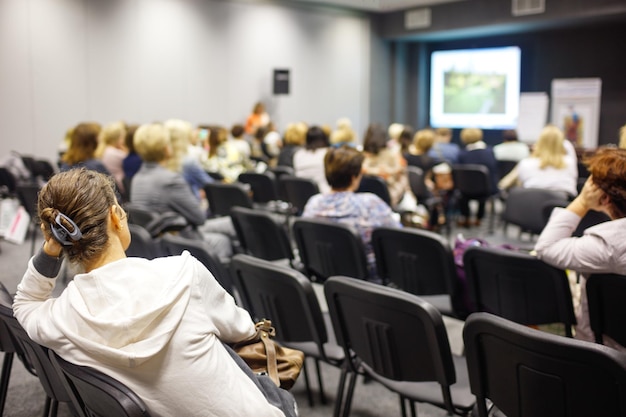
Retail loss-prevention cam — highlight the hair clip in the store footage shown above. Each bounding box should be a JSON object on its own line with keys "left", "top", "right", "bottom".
{"left": 50, "top": 213, "right": 83, "bottom": 246}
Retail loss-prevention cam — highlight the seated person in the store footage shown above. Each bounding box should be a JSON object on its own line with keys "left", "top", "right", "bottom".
{"left": 404, "top": 128, "right": 442, "bottom": 174}
{"left": 428, "top": 127, "right": 460, "bottom": 164}
{"left": 457, "top": 127, "right": 499, "bottom": 227}
{"left": 130, "top": 123, "right": 233, "bottom": 261}
{"left": 13, "top": 168, "right": 293, "bottom": 417}
{"left": 499, "top": 125, "right": 578, "bottom": 198}
{"left": 293, "top": 126, "right": 331, "bottom": 194}
{"left": 535, "top": 147, "right": 626, "bottom": 351}
{"left": 60, "top": 122, "right": 110, "bottom": 176}
{"left": 302, "top": 146, "right": 402, "bottom": 282}
{"left": 493, "top": 129, "right": 529, "bottom": 162}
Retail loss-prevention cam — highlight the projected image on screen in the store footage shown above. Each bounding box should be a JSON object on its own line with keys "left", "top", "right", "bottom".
{"left": 430, "top": 46, "right": 521, "bottom": 129}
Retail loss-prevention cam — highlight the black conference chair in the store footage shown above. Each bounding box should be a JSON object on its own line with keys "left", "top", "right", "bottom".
{"left": 292, "top": 218, "right": 369, "bottom": 282}
{"left": 230, "top": 254, "right": 344, "bottom": 407}
{"left": 203, "top": 182, "right": 253, "bottom": 218}
{"left": 0, "top": 294, "right": 76, "bottom": 417}
{"left": 160, "top": 233, "right": 234, "bottom": 296}
{"left": 452, "top": 164, "right": 496, "bottom": 233}
{"left": 123, "top": 203, "right": 188, "bottom": 238}
{"left": 406, "top": 166, "right": 432, "bottom": 202}
{"left": 324, "top": 276, "right": 475, "bottom": 417}
{"left": 502, "top": 187, "right": 570, "bottom": 238}
{"left": 49, "top": 351, "right": 152, "bottom": 417}
{"left": 0, "top": 168, "right": 17, "bottom": 197}
{"left": 586, "top": 273, "right": 626, "bottom": 347}
{"left": 278, "top": 176, "right": 319, "bottom": 216}
{"left": 230, "top": 206, "right": 294, "bottom": 264}
{"left": 496, "top": 159, "right": 518, "bottom": 180}
{"left": 125, "top": 224, "right": 162, "bottom": 259}
{"left": 371, "top": 226, "right": 468, "bottom": 319}
{"left": 15, "top": 183, "right": 40, "bottom": 256}
{"left": 463, "top": 246, "right": 576, "bottom": 336}
{"left": 238, "top": 172, "right": 279, "bottom": 204}
{"left": 464, "top": 312, "right": 626, "bottom": 417}
{"left": 356, "top": 175, "right": 392, "bottom": 207}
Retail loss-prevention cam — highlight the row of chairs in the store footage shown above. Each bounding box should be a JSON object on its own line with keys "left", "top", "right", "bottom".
{"left": 231, "top": 256, "right": 626, "bottom": 417}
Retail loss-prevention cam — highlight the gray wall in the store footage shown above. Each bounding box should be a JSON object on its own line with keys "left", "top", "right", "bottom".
{"left": 0, "top": 0, "right": 374, "bottom": 162}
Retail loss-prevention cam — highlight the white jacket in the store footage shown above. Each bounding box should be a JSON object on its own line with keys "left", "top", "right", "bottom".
{"left": 14, "top": 251, "right": 286, "bottom": 417}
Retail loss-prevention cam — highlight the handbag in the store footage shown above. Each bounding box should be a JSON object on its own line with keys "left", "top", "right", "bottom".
{"left": 231, "top": 319, "right": 304, "bottom": 390}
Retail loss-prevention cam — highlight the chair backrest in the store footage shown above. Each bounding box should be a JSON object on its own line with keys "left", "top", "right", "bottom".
{"left": 292, "top": 218, "right": 369, "bottom": 282}
{"left": 269, "top": 165, "right": 295, "bottom": 179}
{"left": 230, "top": 206, "right": 293, "bottom": 262}
{"left": 406, "top": 166, "right": 432, "bottom": 201}
{"left": 463, "top": 246, "right": 576, "bottom": 336}
{"left": 464, "top": 312, "right": 626, "bottom": 417}
{"left": 0, "top": 167, "right": 17, "bottom": 195}
{"left": 496, "top": 159, "right": 518, "bottom": 180}
{"left": 356, "top": 175, "right": 391, "bottom": 206}
{"left": 452, "top": 164, "right": 491, "bottom": 197}
{"left": 571, "top": 209, "right": 611, "bottom": 237}
{"left": 124, "top": 203, "right": 188, "bottom": 237}
{"left": 586, "top": 273, "right": 626, "bottom": 346}
{"left": 238, "top": 172, "right": 278, "bottom": 203}
{"left": 203, "top": 182, "right": 253, "bottom": 217}
{"left": 0, "top": 283, "right": 35, "bottom": 376}
{"left": 15, "top": 183, "right": 40, "bottom": 218}
{"left": 502, "top": 187, "right": 570, "bottom": 235}
{"left": 230, "top": 254, "right": 333, "bottom": 357}
{"left": 126, "top": 224, "right": 162, "bottom": 259}
{"left": 0, "top": 292, "right": 73, "bottom": 407}
{"left": 324, "top": 276, "right": 457, "bottom": 400}
{"left": 49, "top": 350, "right": 152, "bottom": 417}
{"left": 160, "top": 233, "right": 233, "bottom": 295}
{"left": 371, "top": 226, "right": 466, "bottom": 317}
{"left": 278, "top": 176, "right": 319, "bottom": 216}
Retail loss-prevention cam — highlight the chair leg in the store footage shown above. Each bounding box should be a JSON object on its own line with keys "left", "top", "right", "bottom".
{"left": 0, "top": 352, "right": 14, "bottom": 416}
{"left": 49, "top": 399, "right": 58, "bottom": 417}
{"left": 333, "top": 367, "right": 349, "bottom": 417}
{"left": 340, "top": 371, "right": 358, "bottom": 417}
{"left": 410, "top": 400, "right": 417, "bottom": 417}
{"left": 301, "top": 358, "right": 314, "bottom": 407}
{"left": 314, "top": 359, "right": 327, "bottom": 404}
{"left": 42, "top": 396, "right": 51, "bottom": 417}
{"left": 399, "top": 395, "right": 407, "bottom": 417}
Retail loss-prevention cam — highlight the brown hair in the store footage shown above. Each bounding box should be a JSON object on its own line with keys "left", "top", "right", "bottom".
{"left": 362, "top": 123, "right": 388, "bottom": 155}
{"left": 586, "top": 147, "right": 626, "bottom": 219}
{"left": 62, "top": 122, "right": 102, "bottom": 165}
{"left": 413, "top": 129, "right": 435, "bottom": 153}
{"left": 325, "top": 146, "right": 364, "bottom": 190}
{"left": 460, "top": 128, "right": 483, "bottom": 145}
{"left": 38, "top": 168, "right": 117, "bottom": 265}
{"left": 209, "top": 126, "right": 228, "bottom": 157}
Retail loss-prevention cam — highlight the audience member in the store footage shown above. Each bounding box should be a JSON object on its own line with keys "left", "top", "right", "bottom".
{"left": 245, "top": 101, "right": 270, "bottom": 135}
{"left": 262, "top": 122, "right": 282, "bottom": 167}
{"left": 277, "top": 122, "right": 306, "bottom": 168}
{"left": 428, "top": 127, "right": 460, "bottom": 164}
{"left": 457, "top": 127, "right": 498, "bottom": 227}
{"left": 398, "top": 126, "right": 414, "bottom": 154}
{"left": 362, "top": 123, "right": 416, "bottom": 209}
{"left": 493, "top": 129, "right": 529, "bottom": 162}
{"left": 499, "top": 125, "right": 578, "bottom": 197}
{"left": 302, "top": 146, "right": 401, "bottom": 281}
{"left": 96, "top": 121, "right": 128, "bottom": 193}
{"left": 60, "top": 122, "right": 110, "bottom": 176}
{"left": 131, "top": 123, "right": 232, "bottom": 260}
{"left": 13, "top": 168, "right": 292, "bottom": 417}
{"left": 535, "top": 147, "right": 626, "bottom": 351}
{"left": 164, "top": 119, "right": 214, "bottom": 200}
{"left": 403, "top": 128, "right": 441, "bottom": 173}
{"left": 387, "top": 123, "right": 405, "bottom": 155}
{"left": 330, "top": 118, "right": 357, "bottom": 149}
{"left": 122, "top": 124, "right": 141, "bottom": 179}
{"left": 203, "top": 125, "right": 249, "bottom": 182}
{"left": 293, "top": 125, "right": 331, "bottom": 193}
{"left": 229, "top": 124, "right": 252, "bottom": 158}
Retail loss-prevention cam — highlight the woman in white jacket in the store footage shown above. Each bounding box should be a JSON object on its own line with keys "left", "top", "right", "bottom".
{"left": 535, "top": 147, "right": 626, "bottom": 351}
{"left": 13, "top": 168, "right": 293, "bottom": 417}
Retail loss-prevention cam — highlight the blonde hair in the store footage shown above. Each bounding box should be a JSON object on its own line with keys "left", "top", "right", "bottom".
{"left": 460, "top": 128, "right": 483, "bottom": 145}
{"left": 330, "top": 125, "right": 356, "bottom": 146}
{"left": 95, "top": 121, "right": 126, "bottom": 158}
{"left": 283, "top": 122, "right": 307, "bottom": 146}
{"left": 134, "top": 124, "right": 171, "bottom": 163}
{"left": 164, "top": 119, "right": 193, "bottom": 172}
{"left": 532, "top": 125, "right": 566, "bottom": 169}
{"left": 413, "top": 129, "right": 435, "bottom": 153}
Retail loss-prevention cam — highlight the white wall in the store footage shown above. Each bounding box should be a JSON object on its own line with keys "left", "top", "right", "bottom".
{"left": 0, "top": 0, "right": 371, "bottom": 163}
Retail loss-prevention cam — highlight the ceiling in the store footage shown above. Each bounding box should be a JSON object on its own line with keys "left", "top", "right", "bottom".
{"left": 290, "top": 0, "right": 466, "bottom": 13}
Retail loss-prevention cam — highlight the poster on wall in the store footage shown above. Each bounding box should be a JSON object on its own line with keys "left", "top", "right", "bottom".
{"left": 550, "top": 78, "right": 602, "bottom": 149}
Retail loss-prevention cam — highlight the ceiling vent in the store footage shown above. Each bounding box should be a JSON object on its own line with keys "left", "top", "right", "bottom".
{"left": 405, "top": 7, "right": 431, "bottom": 30}
{"left": 512, "top": 0, "right": 545, "bottom": 16}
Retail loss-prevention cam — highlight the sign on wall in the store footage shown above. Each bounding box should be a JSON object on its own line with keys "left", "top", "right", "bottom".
{"left": 551, "top": 78, "right": 602, "bottom": 149}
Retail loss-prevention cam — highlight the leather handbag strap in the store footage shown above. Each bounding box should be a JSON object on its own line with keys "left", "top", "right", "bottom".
{"left": 256, "top": 319, "right": 280, "bottom": 387}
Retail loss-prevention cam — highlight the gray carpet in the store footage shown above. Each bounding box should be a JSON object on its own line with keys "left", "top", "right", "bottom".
{"left": 0, "top": 205, "right": 526, "bottom": 417}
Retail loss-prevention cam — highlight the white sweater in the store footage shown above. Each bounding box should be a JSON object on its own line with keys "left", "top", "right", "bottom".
{"left": 14, "top": 251, "right": 286, "bottom": 417}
